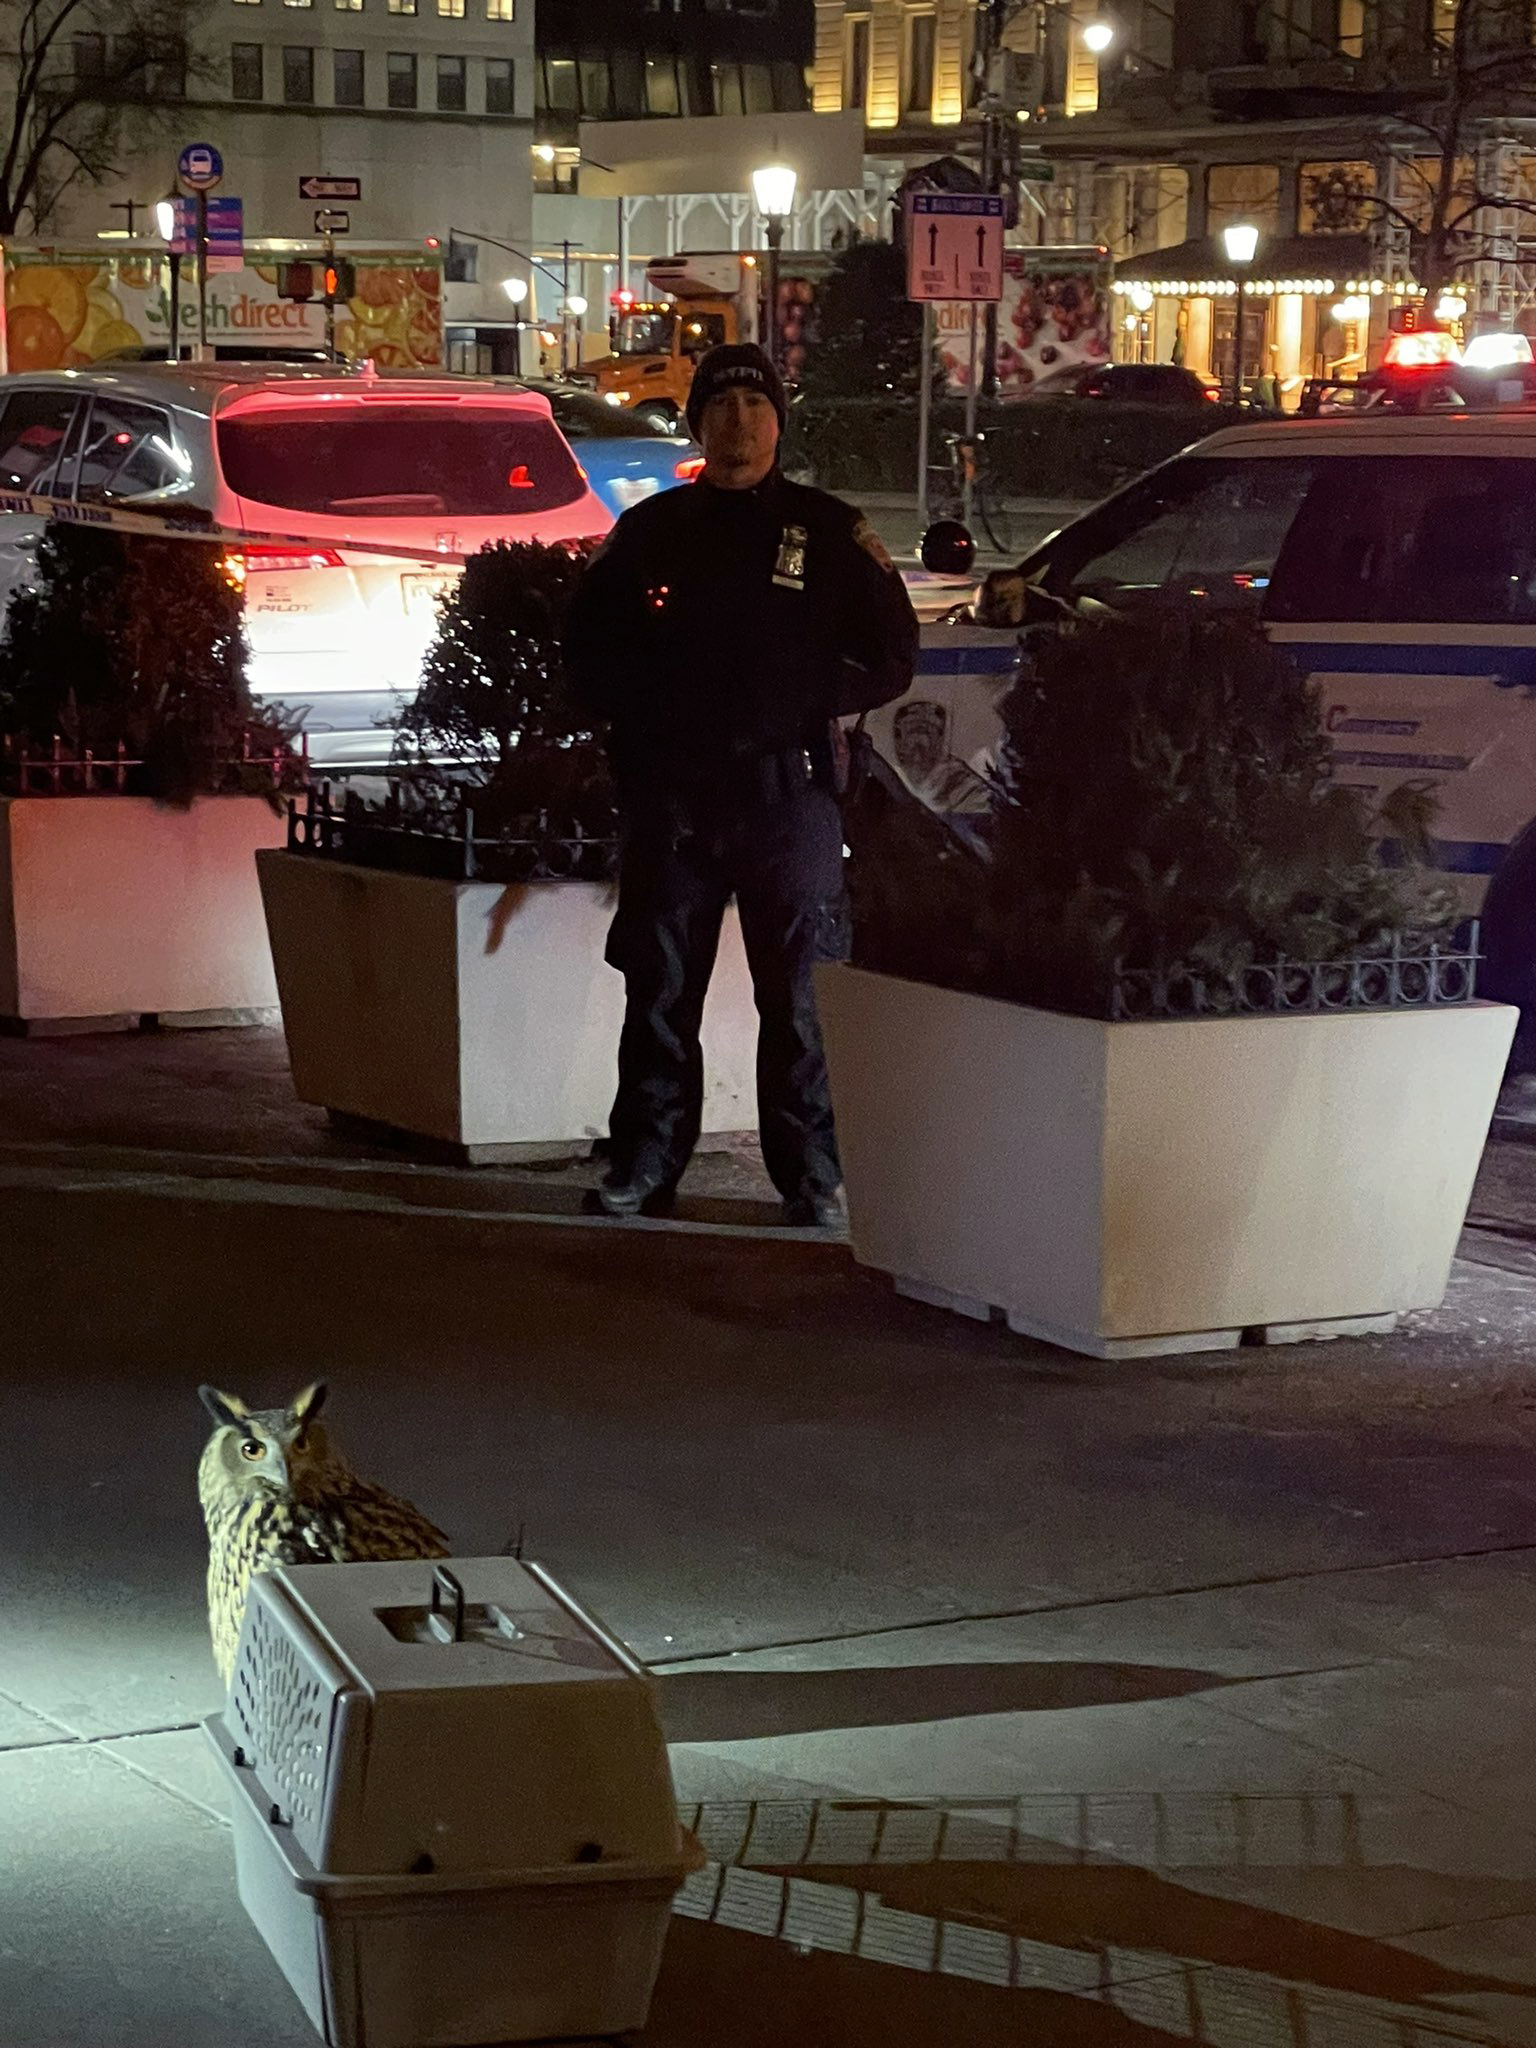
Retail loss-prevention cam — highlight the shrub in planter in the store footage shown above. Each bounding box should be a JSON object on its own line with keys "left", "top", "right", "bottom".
{"left": 825, "top": 610, "right": 1514, "bottom": 1357}
{"left": 0, "top": 525, "right": 300, "bottom": 1025}
{"left": 261, "top": 539, "right": 757, "bottom": 1153}
{"left": 384, "top": 537, "right": 617, "bottom": 869}
{"left": 0, "top": 524, "right": 297, "bottom": 804}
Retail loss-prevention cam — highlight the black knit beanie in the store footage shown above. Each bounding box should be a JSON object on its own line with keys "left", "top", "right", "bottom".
{"left": 685, "top": 342, "right": 787, "bottom": 439}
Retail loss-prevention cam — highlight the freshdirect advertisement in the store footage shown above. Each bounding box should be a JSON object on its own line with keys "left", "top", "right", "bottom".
{"left": 2, "top": 253, "right": 443, "bottom": 370}
{"left": 937, "top": 251, "right": 1112, "bottom": 398}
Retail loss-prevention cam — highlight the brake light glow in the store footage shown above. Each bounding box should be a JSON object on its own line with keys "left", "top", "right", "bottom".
{"left": 674, "top": 455, "right": 705, "bottom": 480}
{"left": 1382, "top": 328, "right": 1461, "bottom": 369}
{"left": 222, "top": 544, "right": 346, "bottom": 587}
{"left": 507, "top": 464, "right": 534, "bottom": 488}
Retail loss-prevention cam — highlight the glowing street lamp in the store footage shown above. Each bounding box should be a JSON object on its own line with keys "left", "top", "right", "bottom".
{"left": 1081, "top": 14, "right": 1116, "bottom": 53}
{"left": 1221, "top": 221, "right": 1259, "bottom": 404}
{"left": 156, "top": 191, "right": 183, "bottom": 364}
{"left": 751, "top": 162, "right": 797, "bottom": 367}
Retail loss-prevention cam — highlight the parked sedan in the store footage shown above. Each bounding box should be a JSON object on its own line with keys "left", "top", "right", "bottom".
{"left": 1023, "top": 362, "right": 1219, "bottom": 404}
{"left": 516, "top": 380, "right": 702, "bottom": 517}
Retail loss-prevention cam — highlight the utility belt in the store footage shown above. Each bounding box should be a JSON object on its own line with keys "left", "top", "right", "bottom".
{"left": 620, "top": 741, "right": 830, "bottom": 824}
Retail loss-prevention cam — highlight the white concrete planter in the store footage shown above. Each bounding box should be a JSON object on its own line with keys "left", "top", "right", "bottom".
{"left": 817, "top": 963, "right": 1517, "bottom": 1359}
{"left": 259, "top": 849, "right": 759, "bottom": 1157}
{"left": 0, "top": 795, "right": 285, "bottom": 1028}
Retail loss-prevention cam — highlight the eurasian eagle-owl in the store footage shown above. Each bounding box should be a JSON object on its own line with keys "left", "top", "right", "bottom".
{"left": 197, "top": 1380, "right": 449, "bottom": 1683}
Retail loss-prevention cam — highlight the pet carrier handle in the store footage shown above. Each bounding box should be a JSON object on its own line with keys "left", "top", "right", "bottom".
{"left": 429, "top": 1564, "right": 466, "bottom": 1643}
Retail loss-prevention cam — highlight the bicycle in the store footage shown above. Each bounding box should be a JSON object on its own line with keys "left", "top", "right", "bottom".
{"left": 925, "top": 428, "right": 1014, "bottom": 557}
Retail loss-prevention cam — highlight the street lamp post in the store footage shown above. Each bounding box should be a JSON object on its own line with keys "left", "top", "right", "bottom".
{"left": 564, "top": 293, "right": 588, "bottom": 375}
{"left": 501, "top": 275, "right": 528, "bottom": 373}
{"left": 155, "top": 195, "right": 181, "bottom": 363}
{"left": 750, "top": 163, "right": 797, "bottom": 370}
{"left": 1221, "top": 220, "right": 1259, "bottom": 407}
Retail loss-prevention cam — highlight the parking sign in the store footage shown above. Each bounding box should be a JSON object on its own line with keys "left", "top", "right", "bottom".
{"left": 905, "top": 193, "right": 1005, "bottom": 303}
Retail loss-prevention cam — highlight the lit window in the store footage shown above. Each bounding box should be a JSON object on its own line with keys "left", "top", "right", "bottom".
{"left": 284, "top": 0, "right": 314, "bottom": 9}
{"left": 387, "top": 0, "right": 416, "bottom": 13}
{"left": 438, "top": 0, "right": 465, "bottom": 14}
{"left": 335, "top": 0, "right": 362, "bottom": 10}
{"left": 486, "top": 0, "right": 513, "bottom": 15}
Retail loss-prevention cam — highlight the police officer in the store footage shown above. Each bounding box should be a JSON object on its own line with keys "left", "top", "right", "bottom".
{"left": 567, "top": 342, "right": 918, "bottom": 1225}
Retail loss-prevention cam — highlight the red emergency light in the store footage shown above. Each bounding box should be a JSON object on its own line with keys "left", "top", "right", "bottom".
{"left": 1382, "top": 327, "right": 1460, "bottom": 369}
{"left": 611, "top": 288, "right": 636, "bottom": 310}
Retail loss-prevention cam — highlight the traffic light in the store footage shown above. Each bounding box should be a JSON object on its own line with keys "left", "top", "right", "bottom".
{"left": 324, "top": 259, "right": 356, "bottom": 303}
{"left": 276, "top": 262, "right": 315, "bottom": 302}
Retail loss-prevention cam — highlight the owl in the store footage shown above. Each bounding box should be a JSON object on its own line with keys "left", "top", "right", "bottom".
{"left": 197, "top": 1379, "right": 450, "bottom": 1684}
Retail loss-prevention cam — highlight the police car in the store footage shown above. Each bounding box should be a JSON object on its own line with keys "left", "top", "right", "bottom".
{"left": 878, "top": 396, "right": 1536, "bottom": 1004}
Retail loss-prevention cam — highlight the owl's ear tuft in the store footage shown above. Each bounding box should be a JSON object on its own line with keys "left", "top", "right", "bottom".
{"left": 287, "top": 1380, "right": 328, "bottom": 1428}
{"left": 199, "top": 1385, "right": 249, "bottom": 1429}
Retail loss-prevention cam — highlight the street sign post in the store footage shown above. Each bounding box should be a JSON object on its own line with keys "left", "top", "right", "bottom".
{"left": 300, "top": 175, "right": 362, "bottom": 202}
{"left": 178, "top": 143, "right": 223, "bottom": 192}
{"left": 204, "top": 196, "right": 244, "bottom": 275}
{"left": 905, "top": 193, "right": 1005, "bottom": 304}
{"left": 314, "top": 209, "right": 350, "bottom": 236}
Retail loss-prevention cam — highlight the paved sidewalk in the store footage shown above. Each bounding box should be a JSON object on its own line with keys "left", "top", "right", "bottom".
{"left": 7, "top": 1024, "right": 1536, "bottom": 2046}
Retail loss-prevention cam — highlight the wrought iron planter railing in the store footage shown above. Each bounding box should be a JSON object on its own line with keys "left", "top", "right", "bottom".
{"left": 286, "top": 783, "right": 620, "bottom": 885}
{"left": 1, "top": 730, "right": 306, "bottom": 796}
{"left": 1109, "top": 928, "right": 1480, "bottom": 1021}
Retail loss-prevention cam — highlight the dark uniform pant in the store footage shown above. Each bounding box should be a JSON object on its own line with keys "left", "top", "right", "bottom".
{"left": 605, "top": 778, "right": 848, "bottom": 1201}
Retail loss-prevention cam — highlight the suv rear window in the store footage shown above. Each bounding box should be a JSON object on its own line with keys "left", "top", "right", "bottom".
{"left": 215, "top": 403, "right": 586, "bottom": 517}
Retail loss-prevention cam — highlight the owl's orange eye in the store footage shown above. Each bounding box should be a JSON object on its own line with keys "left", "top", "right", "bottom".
{"left": 240, "top": 1439, "right": 265, "bottom": 1461}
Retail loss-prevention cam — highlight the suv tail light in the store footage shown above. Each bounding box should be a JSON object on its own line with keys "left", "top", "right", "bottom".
{"left": 222, "top": 544, "right": 346, "bottom": 587}
{"left": 674, "top": 455, "right": 705, "bottom": 480}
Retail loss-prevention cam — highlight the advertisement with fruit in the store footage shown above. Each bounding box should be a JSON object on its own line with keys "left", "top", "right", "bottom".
{"left": 936, "top": 249, "right": 1112, "bottom": 398}
{"left": 1, "top": 246, "right": 443, "bottom": 371}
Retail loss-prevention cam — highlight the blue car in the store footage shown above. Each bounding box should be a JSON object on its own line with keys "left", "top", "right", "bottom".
{"left": 518, "top": 381, "right": 701, "bottom": 519}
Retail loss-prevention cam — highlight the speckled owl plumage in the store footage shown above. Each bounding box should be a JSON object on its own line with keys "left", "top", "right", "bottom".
{"left": 197, "top": 1380, "right": 449, "bottom": 1683}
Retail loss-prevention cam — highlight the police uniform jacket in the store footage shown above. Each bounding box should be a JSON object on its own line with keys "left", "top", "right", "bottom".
{"left": 566, "top": 470, "right": 919, "bottom": 801}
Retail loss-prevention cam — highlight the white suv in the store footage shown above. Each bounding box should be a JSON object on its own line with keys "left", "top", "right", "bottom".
{"left": 0, "top": 363, "right": 613, "bottom": 766}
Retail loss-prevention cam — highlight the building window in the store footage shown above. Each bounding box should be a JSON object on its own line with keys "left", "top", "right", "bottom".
{"left": 387, "top": 0, "right": 416, "bottom": 13}
{"left": 1298, "top": 160, "right": 1374, "bottom": 233}
{"left": 1337, "top": 0, "right": 1364, "bottom": 54}
{"left": 73, "top": 32, "right": 107, "bottom": 82}
{"left": 231, "top": 40, "right": 264, "bottom": 96}
{"left": 579, "top": 55, "right": 612, "bottom": 115}
{"left": 446, "top": 235, "right": 478, "bottom": 282}
{"left": 387, "top": 49, "right": 417, "bottom": 104}
{"left": 439, "top": 0, "right": 465, "bottom": 14}
{"left": 644, "top": 52, "right": 681, "bottom": 113}
{"left": 772, "top": 58, "right": 803, "bottom": 109}
{"left": 436, "top": 53, "right": 466, "bottom": 106}
{"left": 284, "top": 0, "right": 314, "bottom": 9}
{"left": 486, "top": 0, "right": 513, "bottom": 13}
{"left": 283, "top": 44, "right": 314, "bottom": 100}
{"left": 907, "top": 11, "right": 936, "bottom": 113}
{"left": 845, "top": 15, "right": 870, "bottom": 110}
{"left": 333, "top": 45, "right": 364, "bottom": 101}
{"left": 335, "top": 0, "right": 363, "bottom": 9}
{"left": 543, "top": 54, "right": 577, "bottom": 109}
{"left": 233, "top": 0, "right": 260, "bottom": 6}
{"left": 1205, "top": 162, "right": 1281, "bottom": 234}
{"left": 485, "top": 55, "right": 514, "bottom": 110}
{"left": 712, "top": 59, "right": 744, "bottom": 114}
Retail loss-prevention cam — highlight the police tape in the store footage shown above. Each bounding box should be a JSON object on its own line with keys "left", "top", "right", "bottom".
{"left": 0, "top": 487, "right": 479, "bottom": 567}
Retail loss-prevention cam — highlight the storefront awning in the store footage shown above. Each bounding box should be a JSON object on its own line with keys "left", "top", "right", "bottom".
{"left": 1114, "top": 233, "right": 1375, "bottom": 294}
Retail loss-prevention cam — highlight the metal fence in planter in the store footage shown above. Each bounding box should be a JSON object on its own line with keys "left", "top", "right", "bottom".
{"left": 1109, "top": 928, "right": 1481, "bottom": 1021}
{"left": 3, "top": 730, "right": 306, "bottom": 796}
{"left": 287, "top": 783, "right": 620, "bottom": 885}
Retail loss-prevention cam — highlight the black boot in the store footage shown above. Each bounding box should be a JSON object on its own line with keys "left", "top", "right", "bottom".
{"left": 780, "top": 1189, "right": 844, "bottom": 1230}
{"left": 582, "top": 1171, "right": 678, "bottom": 1219}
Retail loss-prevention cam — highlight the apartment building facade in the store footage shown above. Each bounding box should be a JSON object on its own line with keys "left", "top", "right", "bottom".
{"left": 41, "top": 0, "right": 536, "bottom": 349}
{"left": 813, "top": 0, "right": 1536, "bottom": 393}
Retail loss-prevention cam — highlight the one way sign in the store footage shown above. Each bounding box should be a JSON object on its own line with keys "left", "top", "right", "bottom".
{"left": 300, "top": 174, "right": 361, "bottom": 201}
{"left": 905, "top": 192, "right": 1005, "bottom": 303}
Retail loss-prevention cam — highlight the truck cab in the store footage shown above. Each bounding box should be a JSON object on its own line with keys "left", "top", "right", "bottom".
{"left": 573, "top": 252, "right": 770, "bottom": 431}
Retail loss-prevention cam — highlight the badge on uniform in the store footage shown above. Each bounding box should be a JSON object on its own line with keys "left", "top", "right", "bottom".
{"left": 773, "top": 523, "right": 808, "bottom": 590}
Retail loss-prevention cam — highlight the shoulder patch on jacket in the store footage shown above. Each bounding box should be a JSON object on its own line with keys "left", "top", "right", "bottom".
{"left": 852, "top": 516, "right": 896, "bottom": 574}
